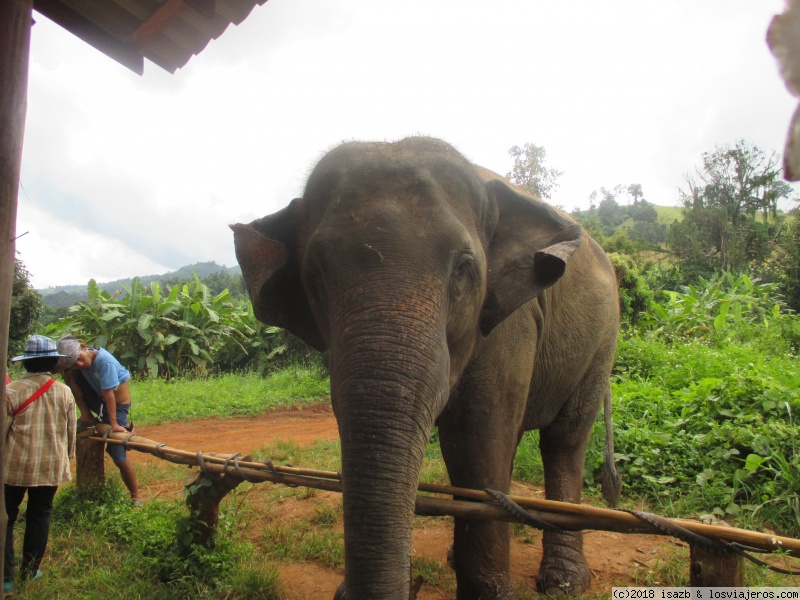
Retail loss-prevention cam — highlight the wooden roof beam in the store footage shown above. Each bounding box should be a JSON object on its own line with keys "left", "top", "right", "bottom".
{"left": 33, "top": 0, "right": 143, "bottom": 74}
{"left": 128, "top": 0, "right": 215, "bottom": 49}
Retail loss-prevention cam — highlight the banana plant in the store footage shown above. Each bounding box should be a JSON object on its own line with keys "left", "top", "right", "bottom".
{"left": 44, "top": 274, "right": 300, "bottom": 378}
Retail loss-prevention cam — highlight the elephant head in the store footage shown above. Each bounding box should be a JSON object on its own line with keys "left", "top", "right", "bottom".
{"left": 232, "top": 137, "right": 583, "bottom": 599}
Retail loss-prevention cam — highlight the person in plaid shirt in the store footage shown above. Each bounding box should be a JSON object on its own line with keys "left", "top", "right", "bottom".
{"left": 4, "top": 335, "right": 76, "bottom": 594}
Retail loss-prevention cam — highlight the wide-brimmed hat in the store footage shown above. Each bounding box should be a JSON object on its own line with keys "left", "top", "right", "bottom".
{"left": 11, "top": 335, "right": 67, "bottom": 362}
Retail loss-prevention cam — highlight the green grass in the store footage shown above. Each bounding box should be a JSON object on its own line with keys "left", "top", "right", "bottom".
{"left": 411, "top": 556, "right": 455, "bottom": 594}
{"left": 130, "top": 367, "right": 330, "bottom": 425}
{"left": 252, "top": 438, "right": 342, "bottom": 474}
{"left": 260, "top": 507, "right": 345, "bottom": 567}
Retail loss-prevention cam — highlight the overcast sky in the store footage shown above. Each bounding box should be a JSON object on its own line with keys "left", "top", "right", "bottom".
{"left": 16, "top": 0, "right": 797, "bottom": 289}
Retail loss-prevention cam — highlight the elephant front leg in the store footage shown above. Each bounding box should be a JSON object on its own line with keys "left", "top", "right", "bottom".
{"left": 451, "top": 518, "right": 513, "bottom": 599}
{"left": 537, "top": 426, "right": 593, "bottom": 595}
{"left": 439, "top": 425, "right": 517, "bottom": 600}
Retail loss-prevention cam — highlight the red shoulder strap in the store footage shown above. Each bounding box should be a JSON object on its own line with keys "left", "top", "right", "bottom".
{"left": 12, "top": 378, "right": 55, "bottom": 417}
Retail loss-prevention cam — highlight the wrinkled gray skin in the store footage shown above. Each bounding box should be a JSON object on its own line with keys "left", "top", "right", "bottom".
{"left": 232, "top": 137, "right": 620, "bottom": 599}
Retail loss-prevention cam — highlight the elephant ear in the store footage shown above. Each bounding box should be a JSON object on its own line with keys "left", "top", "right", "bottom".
{"left": 230, "top": 198, "right": 326, "bottom": 351}
{"left": 480, "top": 178, "right": 583, "bottom": 335}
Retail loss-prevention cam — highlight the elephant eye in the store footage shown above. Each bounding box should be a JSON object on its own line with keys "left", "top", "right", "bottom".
{"left": 450, "top": 253, "right": 476, "bottom": 299}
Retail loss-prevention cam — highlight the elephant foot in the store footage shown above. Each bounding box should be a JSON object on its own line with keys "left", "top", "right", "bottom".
{"left": 333, "top": 580, "right": 346, "bottom": 600}
{"left": 536, "top": 554, "right": 590, "bottom": 596}
{"left": 536, "top": 532, "right": 591, "bottom": 596}
{"left": 448, "top": 544, "right": 513, "bottom": 599}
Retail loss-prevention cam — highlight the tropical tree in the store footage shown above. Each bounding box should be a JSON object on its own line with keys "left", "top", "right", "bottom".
{"left": 595, "top": 188, "right": 623, "bottom": 231}
{"left": 627, "top": 183, "right": 644, "bottom": 205}
{"left": 9, "top": 258, "right": 44, "bottom": 358}
{"left": 584, "top": 184, "right": 652, "bottom": 237}
{"left": 506, "top": 142, "right": 563, "bottom": 200}
{"left": 765, "top": 215, "right": 800, "bottom": 313}
{"left": 696, "top": 141, "right": 792, "bottom": 221}
{"left": 669, "top": 141, "right": 793, "bottom": 275}
{"left": 628, "top": 199, "right": 667, "bottom": 245}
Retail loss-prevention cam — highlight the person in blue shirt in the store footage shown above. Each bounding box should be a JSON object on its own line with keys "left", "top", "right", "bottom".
{"left": 57, "top": 335, "right": 141, "bottom": 506}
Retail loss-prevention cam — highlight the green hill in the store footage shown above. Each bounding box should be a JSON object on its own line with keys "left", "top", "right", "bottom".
{"left": 619, "top": 205, "right": 683, "bottom": 230}
{"left": 653, "top": 205, "right": 683, "bottom": 224}
{"left": 572, "top": 204, "right": 682, "bottom": 223}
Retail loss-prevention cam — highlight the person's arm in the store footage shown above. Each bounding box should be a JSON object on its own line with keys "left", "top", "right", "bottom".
{"left": 63, "top": 369, "right": 94, "bottom": 423}
{"left": 101, "top": 388, "right": 126, "bottom": 433}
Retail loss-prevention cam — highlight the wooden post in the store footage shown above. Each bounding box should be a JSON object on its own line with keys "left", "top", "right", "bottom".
{"left": 690, "top": 544, "right": 744, "bottom": 586}
{"left": 182, "top": 453, "right": 250, "bottom": 547}
{"left": 0, "top": 0, "right": 33, "bottom": 581}
{"left": 76, "top": 432, "right": 105, "bottom": 492}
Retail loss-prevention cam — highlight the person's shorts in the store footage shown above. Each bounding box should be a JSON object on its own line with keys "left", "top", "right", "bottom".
{"left": 74, "top": 371, "right": 131, "bottom": 463}
{"left": 103, "top": 403, "right": 131, "bottom": 463}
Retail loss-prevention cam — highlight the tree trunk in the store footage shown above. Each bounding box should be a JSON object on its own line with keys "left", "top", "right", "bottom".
{"left": 76, "top": 436, "right": 105, "bottom": 492}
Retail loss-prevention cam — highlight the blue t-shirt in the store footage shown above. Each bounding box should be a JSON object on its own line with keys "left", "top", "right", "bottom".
{"left": 83, "top": 348, "right": 131, "bottom": 394}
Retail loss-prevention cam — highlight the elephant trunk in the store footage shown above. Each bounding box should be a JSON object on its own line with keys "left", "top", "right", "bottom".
{"left": 330, "top": 294, "right": 449, "bottom": 599}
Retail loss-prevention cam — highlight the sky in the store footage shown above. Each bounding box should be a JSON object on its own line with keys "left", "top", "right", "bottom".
{"left": 16, "top": 0, "right": 799, "bottom": 289}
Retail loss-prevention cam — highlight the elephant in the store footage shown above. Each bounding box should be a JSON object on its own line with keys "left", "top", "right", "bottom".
{"left": 231, "top": 136, "right": 621, "bottom": 598}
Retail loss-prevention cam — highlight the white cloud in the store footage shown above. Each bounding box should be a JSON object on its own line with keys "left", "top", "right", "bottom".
{"left": 16, "top": 0, "right": 798, "bottom": 288}
{"left": 15, "top": 199, "right": 172, "bottom": 289}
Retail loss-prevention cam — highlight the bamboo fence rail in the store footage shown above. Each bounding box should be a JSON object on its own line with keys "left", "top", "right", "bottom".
{"left": 88, "top": 424, "right": 800, "bottom": 561}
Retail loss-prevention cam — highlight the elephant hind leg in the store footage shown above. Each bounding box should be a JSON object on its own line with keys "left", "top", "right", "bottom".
{"left": 536, "top": 530, "right": 590, "bottom": 595}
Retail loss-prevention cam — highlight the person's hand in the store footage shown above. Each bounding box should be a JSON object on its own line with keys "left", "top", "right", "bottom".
{"left": 111, "top": 424, "right": 127, "bottom": 433}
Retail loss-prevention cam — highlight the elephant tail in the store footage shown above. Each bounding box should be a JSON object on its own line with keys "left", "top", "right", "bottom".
{"left": 601, "top": 387, "right": 622, "bottom": 508}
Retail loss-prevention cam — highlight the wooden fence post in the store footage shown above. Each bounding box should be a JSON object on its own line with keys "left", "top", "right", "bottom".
{"left": 183, "top": 453, "right": 250, "bottom": 547}
{"left": 690, "top": 544, "right": 743, "bottom": 585}
{"left": 76, "top": 432, "right": 105, "bottom": 492}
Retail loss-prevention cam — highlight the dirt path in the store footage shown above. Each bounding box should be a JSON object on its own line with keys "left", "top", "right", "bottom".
{"left": 128, "top": 405, "right": 681, "bottom": 598}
